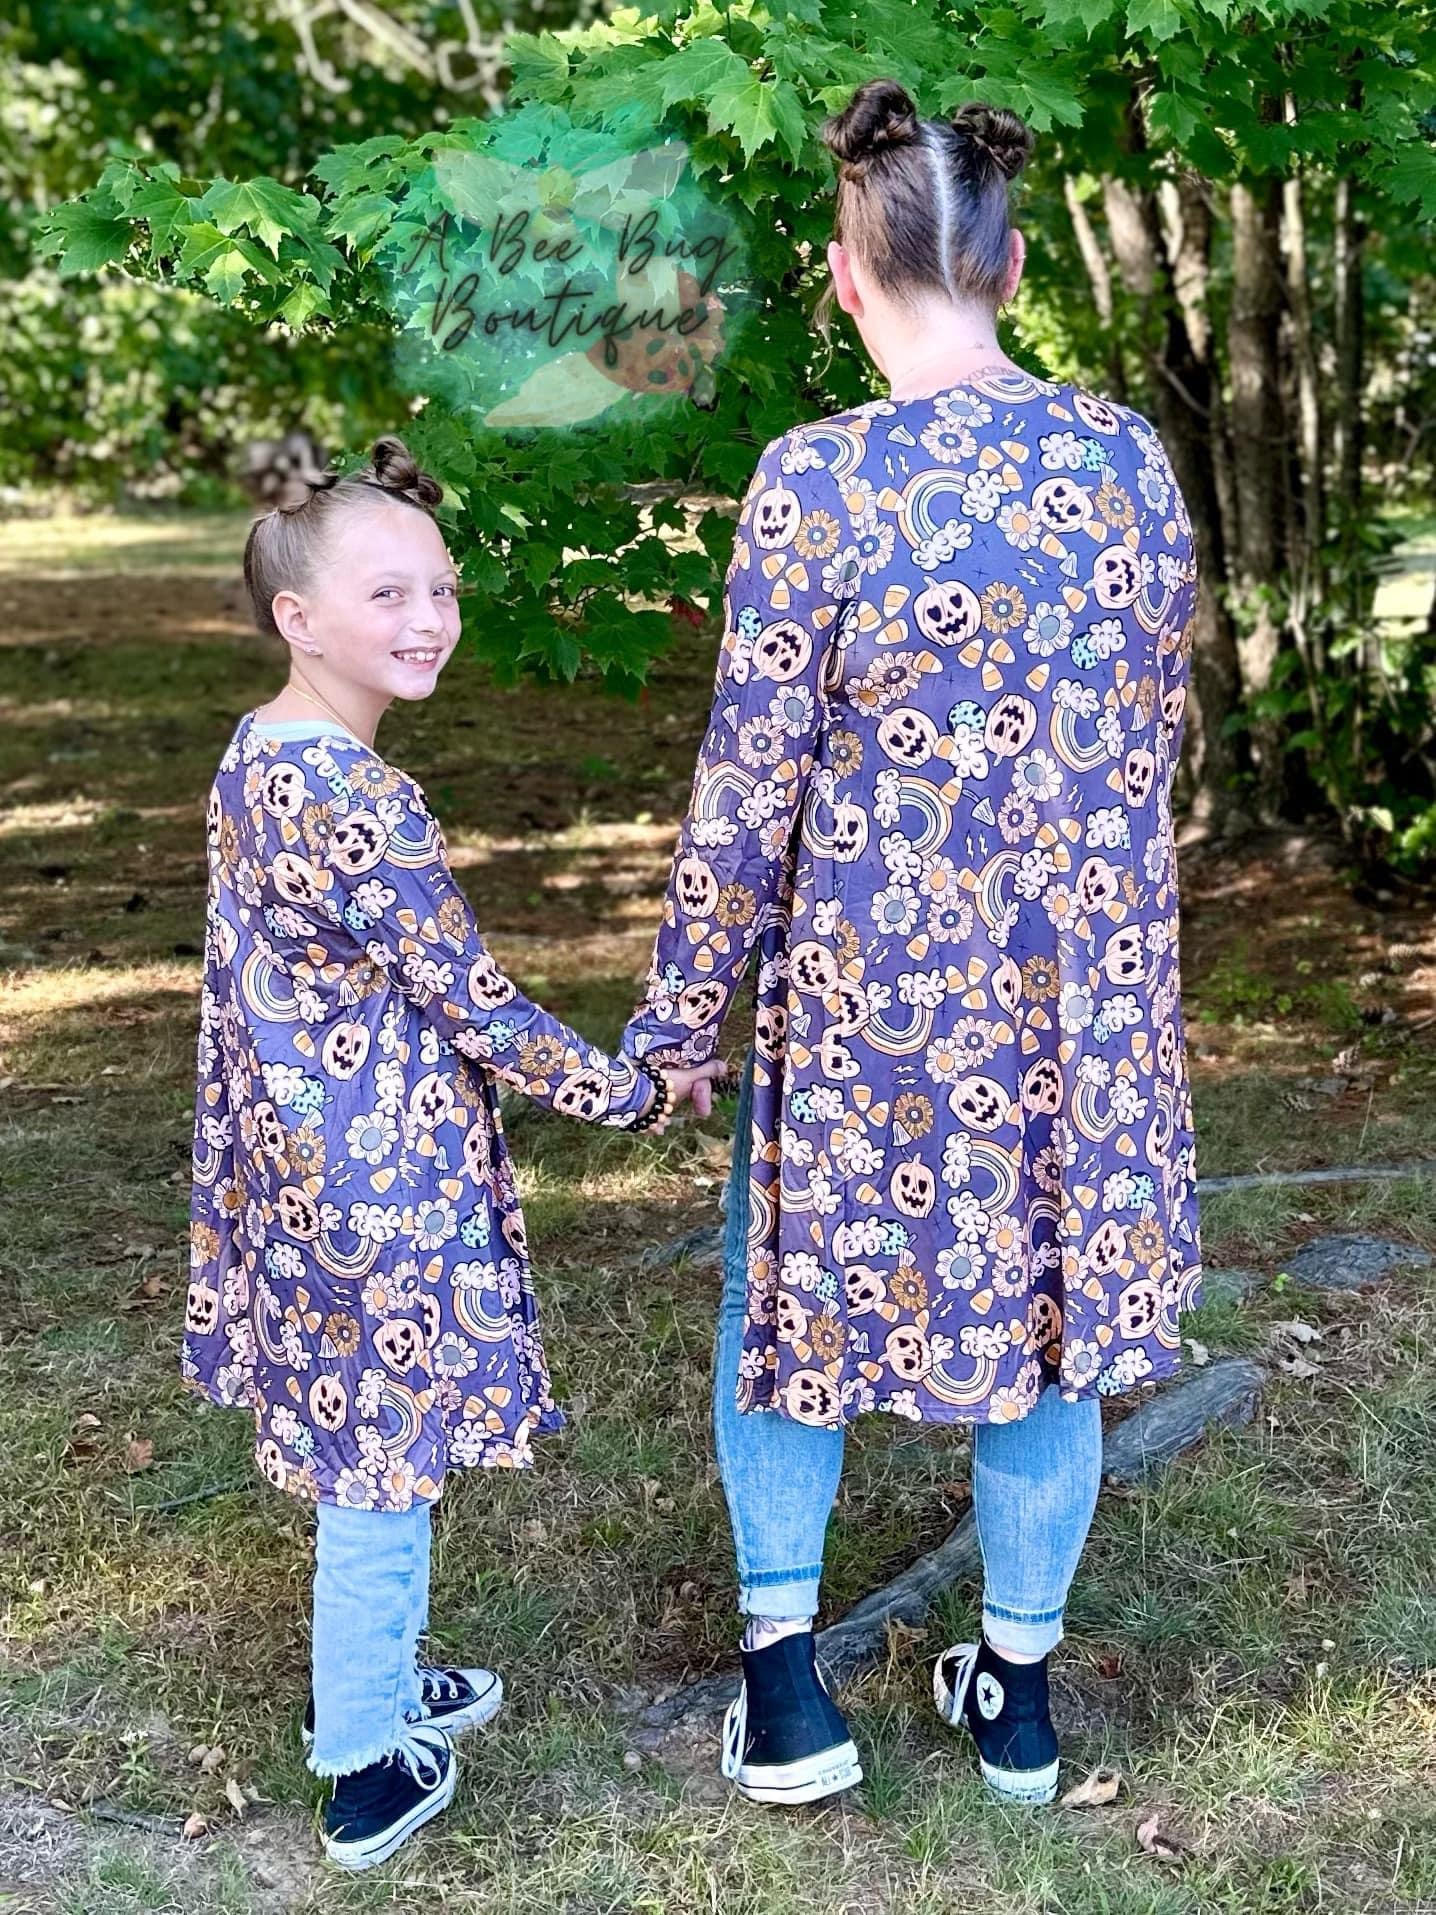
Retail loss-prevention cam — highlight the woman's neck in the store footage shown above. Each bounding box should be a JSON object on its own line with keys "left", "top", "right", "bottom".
{"left": 879, "top": 324, "right": 1019, "bottom": 403}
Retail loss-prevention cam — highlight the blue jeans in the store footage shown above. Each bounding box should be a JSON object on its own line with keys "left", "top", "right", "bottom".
{"left": 713, "top": 1053, "right": 1104, "bottom": 1658}
{"left": 309, "top": 1500, "right": 430, "bottom": 1777}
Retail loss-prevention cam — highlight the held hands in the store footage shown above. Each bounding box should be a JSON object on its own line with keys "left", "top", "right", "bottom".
{"left": 646, "top": 1059, "right": 730, "bottom": 1135}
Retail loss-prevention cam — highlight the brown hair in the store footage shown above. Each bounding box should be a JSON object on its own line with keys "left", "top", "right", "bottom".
{"left": 814, "top": 80, "right": 1034, "bottom": 341}
{"left": 242, "top": 434, "right": 444, "bottom": 639}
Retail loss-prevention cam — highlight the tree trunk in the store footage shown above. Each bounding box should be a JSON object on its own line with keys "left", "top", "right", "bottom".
{"left": 1333, "top": 170, "right": 1366, "bottom": 604}
{"left": 1102, "top": 140, "right": 1247, "bottom": 835}
{"left": 1064, "top": 175, "right": 1128, "bottom": 404}
{"left": 1228, "top": 175, "right": 1288, "bottom": 818}
{"left": 1282, "top": 152, "right": 1324, "bottom": 614}
{"left": 1280, "top": 150, "right": 1331, "bottom": 801}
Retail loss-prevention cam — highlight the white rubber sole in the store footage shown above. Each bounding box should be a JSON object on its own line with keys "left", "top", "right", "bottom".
{"left": 304, "top": 1673, "right": 504, "bottom": 1749}
{"left": 932, "top": 1647, "right": 1058, "bottom": 1806}
{"left": 729, "top": 1739, "right": 864, "bottom": 1806}
{"left": 322, "top": 1760, "right": 456, "bottom": 1871}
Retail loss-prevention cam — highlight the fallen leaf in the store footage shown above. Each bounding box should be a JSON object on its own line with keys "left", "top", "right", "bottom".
{"left": 199, "top": 1744, "right": 227, "bottom": 1775}
{"left": 181, "top": 1811, "right": 210, "bottom": 1841}
{"left": 1096, "top": 1654, "right": 1123, "bottom": 1680}
{"left": 1273, "top": 1319, "right": 1323, "bottom": 1345}
{"left": 1061, "top": 1765, "right": 1123, "bottom": 1808}
{"left": 690, "top": 1133, "right": 732, "bottom": 1170}
{"left": 124, "top": 1436, "right": 155, "bottom": 1473}
{"left": 223, "top": 1776, "right": 247, "bottom": 1817}
{"left": 1136, "top": 1813, "right": 1188, "bottom": 1862}
{"left": 187, "top": 1744, "right": 209, "bottom": 1767}
{"left": 73, "top": 1413, "right": 102, "bottom": 1433}
{"left": 1277, "top": 1352, "right": 1321, "bottom": 1380}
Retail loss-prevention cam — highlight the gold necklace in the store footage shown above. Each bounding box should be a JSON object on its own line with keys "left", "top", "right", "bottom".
{"left": 283, "top": 670, "right": 371, "bottom": 744}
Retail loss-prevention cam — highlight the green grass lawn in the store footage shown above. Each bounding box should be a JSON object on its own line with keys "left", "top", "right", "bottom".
{"left": 3, "top": 511, "right": 1436, "bottom": 1914}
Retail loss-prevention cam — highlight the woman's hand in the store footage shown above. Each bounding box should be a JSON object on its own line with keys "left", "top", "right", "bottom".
{"left": 646, "top": 1059, "right": 730, "bottom": 1133}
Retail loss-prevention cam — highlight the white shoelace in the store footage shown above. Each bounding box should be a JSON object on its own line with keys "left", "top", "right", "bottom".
{"left": 720, "top": 1684, "right": 748, "bottom": 1781}
{"left": 420, "top": 1666, "right": 462, "bottom": 1703}
{"left": 390, "top": 1727, "right": 448, "bottom": 1789}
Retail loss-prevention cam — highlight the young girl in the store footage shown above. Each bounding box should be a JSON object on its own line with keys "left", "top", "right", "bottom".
{"left": 183, "top": 436, "right": 720, "bottom": 1870}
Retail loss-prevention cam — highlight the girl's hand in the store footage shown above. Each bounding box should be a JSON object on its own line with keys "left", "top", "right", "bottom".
{"left": 648, "top": 1060, "right": 729, "bottom": 1132}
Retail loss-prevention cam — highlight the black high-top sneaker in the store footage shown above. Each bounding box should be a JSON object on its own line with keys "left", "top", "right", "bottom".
{"left": 322, "top": 1722, "right": 456, "bottom": 1870}
{"left": 720, "top": 1630, "right": 863, "bottom": 1806}
{"left": 304, "top": 1656, "right": 503, "bottom": 1747}
{"left": 932, "top": 1637, "right": 1059, "bottom": 1804}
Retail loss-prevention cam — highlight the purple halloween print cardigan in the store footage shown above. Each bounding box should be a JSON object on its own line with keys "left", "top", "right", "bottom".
{"left": 183, "top": 716, "right": 653, "bottom": 1509}
{"left": 622, "top": 367, "right": 1204, "bottom": 1430}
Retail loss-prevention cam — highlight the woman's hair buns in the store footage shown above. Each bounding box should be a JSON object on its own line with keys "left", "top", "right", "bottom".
{"left": 813, "top": 79, "right": 1033, "bottom": 338}
{"left": 822, "top": 78, "right": 921, "bottom": 169}
{"left": 951, "top": 101, "right": 1035, "bottom": 183}
{"left": 823, "top": 83, "right": 1032, "bottom": 187}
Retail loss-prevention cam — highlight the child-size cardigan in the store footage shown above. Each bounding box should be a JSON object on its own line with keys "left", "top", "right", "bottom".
{"left": 184, "top": 716, "right": 653, "bottom": 1508}
{"left": 622, "top": 367, "right": 1204, "bottom": 1428}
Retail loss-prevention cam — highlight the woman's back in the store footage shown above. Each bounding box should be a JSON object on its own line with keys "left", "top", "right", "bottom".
{"left": 628, "top": 364, "right": 1202, "bottom": 1426}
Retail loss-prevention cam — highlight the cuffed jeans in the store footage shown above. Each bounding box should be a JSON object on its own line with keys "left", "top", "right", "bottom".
{"left": 309, "top": 1499, "right": 430, "bottom": 1777}
{"left": 713, "top": 1052, "right": 1104, "bottom": 1658}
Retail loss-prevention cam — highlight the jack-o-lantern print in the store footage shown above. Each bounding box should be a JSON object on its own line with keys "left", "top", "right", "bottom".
{"left": 186, "top": 714, "right": 657, "bottom": 1509}
{"left": 626, "top": 375, "right": 1202, "bottom": 1432}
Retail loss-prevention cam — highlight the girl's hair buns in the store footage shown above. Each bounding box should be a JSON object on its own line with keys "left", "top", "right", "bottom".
{"left": 245, "top": 436, "right": 444, "bottom": 638}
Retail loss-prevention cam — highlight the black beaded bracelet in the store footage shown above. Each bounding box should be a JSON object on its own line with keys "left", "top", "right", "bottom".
{"left": 628, "top": 1065, "right": 672, "bottom": 1133}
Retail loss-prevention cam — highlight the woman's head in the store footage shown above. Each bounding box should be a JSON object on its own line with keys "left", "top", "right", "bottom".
{"left": 243, "top": 435, "right": 461, "bottom": 711}
{"left": 816, "top": 80, "right": 1033, "bottom": 364}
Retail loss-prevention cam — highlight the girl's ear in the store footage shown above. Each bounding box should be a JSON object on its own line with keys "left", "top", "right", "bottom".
{"left": 272, "top": 589, "right": 318, "bottom": 654}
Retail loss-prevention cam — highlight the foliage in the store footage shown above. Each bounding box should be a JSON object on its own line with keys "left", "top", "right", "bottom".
{"left": 0, "top": 0, "right": 514, "bottom": 499}
{"left": 25, "top": 0, "right": 1436, "bottom": 856}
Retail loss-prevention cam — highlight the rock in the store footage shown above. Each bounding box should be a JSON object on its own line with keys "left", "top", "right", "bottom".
{"left": 1198, "top": 1268, "right": 1259, "bottom": 1306}
{"left": 1284, "top": 1234, "right": 1433, "bottom": 1292}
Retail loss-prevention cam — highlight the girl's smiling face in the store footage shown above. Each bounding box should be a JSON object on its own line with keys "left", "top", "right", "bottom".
{"left": 273, "top": 500, "right": 462, "bottom": 711}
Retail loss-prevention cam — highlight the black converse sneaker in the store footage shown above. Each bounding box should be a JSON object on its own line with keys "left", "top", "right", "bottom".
{"left": 322, "top": 1722, "right": 457, "bottom": 1871}
{"left": 720, "top": 1631, "right": 863, "bottom": 1806}
{"left": 303, "top": 1658, "right": 503, "bottom": 1748}
{"left": 932, "top": 1638, "right": 1060, "bottom": 1805}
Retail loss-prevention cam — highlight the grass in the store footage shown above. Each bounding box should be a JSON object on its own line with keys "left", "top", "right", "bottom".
{"left": 3, "top": 510, "right": 1436, "bottom": 1912}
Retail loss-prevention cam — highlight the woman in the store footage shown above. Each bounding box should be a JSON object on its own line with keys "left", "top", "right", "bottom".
{"left": 622, "top": 79, "right": 1202, "bottom": 1807}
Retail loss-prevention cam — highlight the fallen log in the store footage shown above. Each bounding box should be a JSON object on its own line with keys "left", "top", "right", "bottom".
{"left": 635, "top": 1357, "right": 1267, "bottom": 1732}
{"left": 1200, "top": 1162, "right": 1436, "bottom": 1192}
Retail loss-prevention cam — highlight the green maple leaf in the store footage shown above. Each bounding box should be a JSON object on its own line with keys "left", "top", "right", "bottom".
{"left": 203, "top": 177, "right": 318, "bottom": 258}
{"left": 1385, "top": 143, "right": 1436, "bottom": 218}
{"left": 708, "top": 68, "right": 808, "bottom": 163}
{"left": 204, "top": 244, "right": 252, "bottom": 302}
{"left": 656, "top": 38, "right": 751, "bottom": 110}
{"left": 36, "top": 202, "right": 133, "bottom": 276}
{"left": 280, "top": 282, "right": 330, "bottom": 329}
{"left": 1126, "top": 0, "right": 1185, "bottom": 39}
{"left": 505, "top": 31, "right": 572, "bottom": 104}
{"left": 126, "top": 177, "right": 199, "bottom": 261}
{"left": 177, "top": 221, "right": 277, "bottom": 291}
